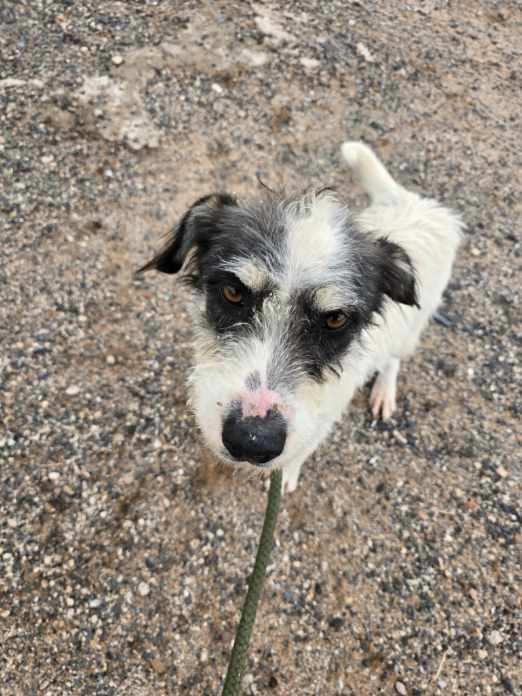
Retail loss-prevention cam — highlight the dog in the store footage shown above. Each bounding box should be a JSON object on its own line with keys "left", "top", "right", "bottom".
{"left": 138, "top": 142, "right": 463, "bottom": 492}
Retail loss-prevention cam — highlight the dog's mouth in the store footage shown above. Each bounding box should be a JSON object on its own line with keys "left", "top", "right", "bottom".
{"left": 224, "top": 451, "right": 278, "bottom": 466}
{"left": 218, "top": 450, "right": 279, "bottom": 469}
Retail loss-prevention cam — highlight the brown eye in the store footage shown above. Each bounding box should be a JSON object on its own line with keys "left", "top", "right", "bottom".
{"left": 223, "top": 285, "right": 243, "bottom": 304}
{"left": 325, "top": 311, "right": 348, "bottom": 330}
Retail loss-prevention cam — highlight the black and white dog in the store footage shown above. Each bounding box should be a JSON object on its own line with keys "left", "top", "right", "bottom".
{"left": 139, "top": 142, "right": 463, "bottom": 491}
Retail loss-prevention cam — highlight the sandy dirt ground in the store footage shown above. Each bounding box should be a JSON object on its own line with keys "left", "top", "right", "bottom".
{"left": 1, "top": 2, "right": 520, "bottom": 694}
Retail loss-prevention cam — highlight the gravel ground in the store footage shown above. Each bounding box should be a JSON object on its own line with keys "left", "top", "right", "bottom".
{"left": 1, "top": 2, "right": 520, "bottom": 694}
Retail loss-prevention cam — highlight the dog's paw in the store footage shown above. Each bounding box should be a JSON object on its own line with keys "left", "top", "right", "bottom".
{"left": 264, "top": 469, "right": 299, "bottom": 494}
{"left": 370, "top": 381, "right": 397, "bottom": 421}
{"left": 370, "top": 358, "right": 400, "bottom": 421}
{"left": 282, "top": 469, "right": 300, "bottom": 494}
{"left": 370, "top": 373, "right": 398, "bottom": 421}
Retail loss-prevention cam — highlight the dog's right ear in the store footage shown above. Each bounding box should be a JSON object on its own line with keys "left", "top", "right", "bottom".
{"left": 137, "top": 193, "right": 238, "bottom": 275}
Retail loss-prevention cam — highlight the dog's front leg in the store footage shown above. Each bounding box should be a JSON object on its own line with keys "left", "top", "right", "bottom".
{"left": 281, "top": 444, "right": 320, "bottom": 493}
{"left": 282, "top": 460, "right": 305, "bottom": 494}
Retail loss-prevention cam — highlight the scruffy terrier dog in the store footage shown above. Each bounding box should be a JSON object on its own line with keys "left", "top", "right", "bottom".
{"left": 139, "top": 142, "right": 463, "bottom": 492}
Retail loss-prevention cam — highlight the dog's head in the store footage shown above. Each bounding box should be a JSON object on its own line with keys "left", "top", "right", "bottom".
{"left": 139, "top": 191, "right": 417, "bottom": 471}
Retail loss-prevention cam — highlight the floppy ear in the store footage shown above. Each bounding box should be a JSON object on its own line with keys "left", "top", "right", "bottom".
{"left": 137, "top": 193, "right": 238, "bottom": 274}
{"left": 377, "top": 238, "right": 419, "bottom": 307}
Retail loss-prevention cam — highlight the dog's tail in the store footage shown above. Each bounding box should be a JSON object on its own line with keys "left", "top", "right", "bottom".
{"left": 340, "top": 141, "right": 404, "bottom": 204}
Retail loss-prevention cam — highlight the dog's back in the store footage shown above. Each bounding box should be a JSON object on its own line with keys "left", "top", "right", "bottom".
{"left": 341, "top": 142, "right": 464, "bottom": 360}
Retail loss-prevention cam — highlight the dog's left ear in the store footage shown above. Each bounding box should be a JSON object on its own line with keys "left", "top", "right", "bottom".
{"left": 377, "top": 238, "right": 419, "bottom": 307}
{"left": 137, "top": 193, "right": 238, "bottom": 275}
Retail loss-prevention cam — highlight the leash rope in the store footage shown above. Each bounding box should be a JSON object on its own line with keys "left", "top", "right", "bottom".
{"left": 221, "top": 468, "right": 283, "bottom": 695}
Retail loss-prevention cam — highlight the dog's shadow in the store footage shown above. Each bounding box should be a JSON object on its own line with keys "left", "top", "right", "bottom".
{"left": 191, "top": 447, "right": 269, "bottom": 499}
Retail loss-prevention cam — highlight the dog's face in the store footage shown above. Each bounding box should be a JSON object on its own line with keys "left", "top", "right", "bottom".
{"left": 140, "top": 191, "right": 417, "bottom": 472}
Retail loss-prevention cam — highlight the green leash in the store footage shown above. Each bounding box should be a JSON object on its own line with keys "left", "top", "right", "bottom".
{"left": 221, "top": 468, "right": 283, "bottom": 695}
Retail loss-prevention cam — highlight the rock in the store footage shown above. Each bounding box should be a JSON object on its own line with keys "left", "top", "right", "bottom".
{"left": 65, "top": 384, "right": 80, "bottom": 396}
{"left": 300, "top": 58, "right": 320, "bottom": 71}
{"left": 254, "top": 8, "right": 295, "bottom": 45}
{"left": 357, "top": 42, "right": 376, "bottom": 63}
{"left": 150, "top": 657, "right": 168, "bottom": 674}
{"left": 0, "top": 77, "right": 45, "bottom": 90}
{"left": 0, "top": 78, "right": 27, "bottom": 89}
{"left": 392, "top": 429, "right": 408, "bottom": 445}
{"left": 395, "top": 681, "right": 408, "bottom": 695}
{"left": 75, "top": 73, "right": 161, "bottom": 150}
{"left": 138, "top": 581, "right": 150, "bottom": 597}
{"left": 328, "top": 616, "right": 344, "bottom": 631}
{"left": 487, "top": 630, "right": 503, "bottom": 646}
{"left": 239, "top": 48, "right": 269, "bottom": 67}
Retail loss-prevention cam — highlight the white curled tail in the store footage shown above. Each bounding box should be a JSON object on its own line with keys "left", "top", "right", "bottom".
{"left": 341, "top": 141, "right": 403, "bottom": 204}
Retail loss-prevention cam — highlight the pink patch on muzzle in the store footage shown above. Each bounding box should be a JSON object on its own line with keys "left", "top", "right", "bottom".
{"left": 241, "top": 387, "right": 285, "bottom": 419}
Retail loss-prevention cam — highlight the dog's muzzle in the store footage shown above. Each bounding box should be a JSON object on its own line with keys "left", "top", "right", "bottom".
{"left": 222, "top": 405, "right": 287, "bottom": 465}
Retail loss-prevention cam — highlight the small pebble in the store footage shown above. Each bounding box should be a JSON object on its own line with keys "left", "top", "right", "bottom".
{"left": 392, "top": 429, "right": 408, "bottom": 445}
{"left": 138, "top": 581, "right": 150, "bottom": 597}
{"left": 300, "top": 57, "right": 320, "bottom": 70}
{"left": 112, "top": 54, "right": 123, "bottom": 65}
{"left": 487, "top": 630, "right": 503, "bottom": 646}
{"left": 65, "top": 384, "right": 80, "bottom": 396}
{"left": 357, "top": 42, "right": 375, "bottom": 62}
{"left": 48, "top": 471, "right": 60, "bottom": 481}
{"left": 395, "top": 681, "right": 407, "bottom": 695}
{"left": 150, "top": 658, "right": 167, "bottom": 674}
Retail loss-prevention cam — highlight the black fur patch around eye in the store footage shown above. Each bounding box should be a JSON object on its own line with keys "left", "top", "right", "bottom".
{"left": 287, "top": 292, "right": 369, "bottom": 382}
{"left": 204, "top": 272, "right": 268, "bottom": 336}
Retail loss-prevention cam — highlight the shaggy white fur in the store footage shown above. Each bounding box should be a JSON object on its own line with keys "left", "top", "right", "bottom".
{"left": 142, "top": 142, "right": 464, "bottom": 493}
{"left": 189, "top": 143, "right": 463, "bottom": 491}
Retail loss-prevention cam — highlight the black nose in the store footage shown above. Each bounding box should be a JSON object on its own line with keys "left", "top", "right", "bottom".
{"left": 222, "top": 407, "right": 287, "bottom": 465}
